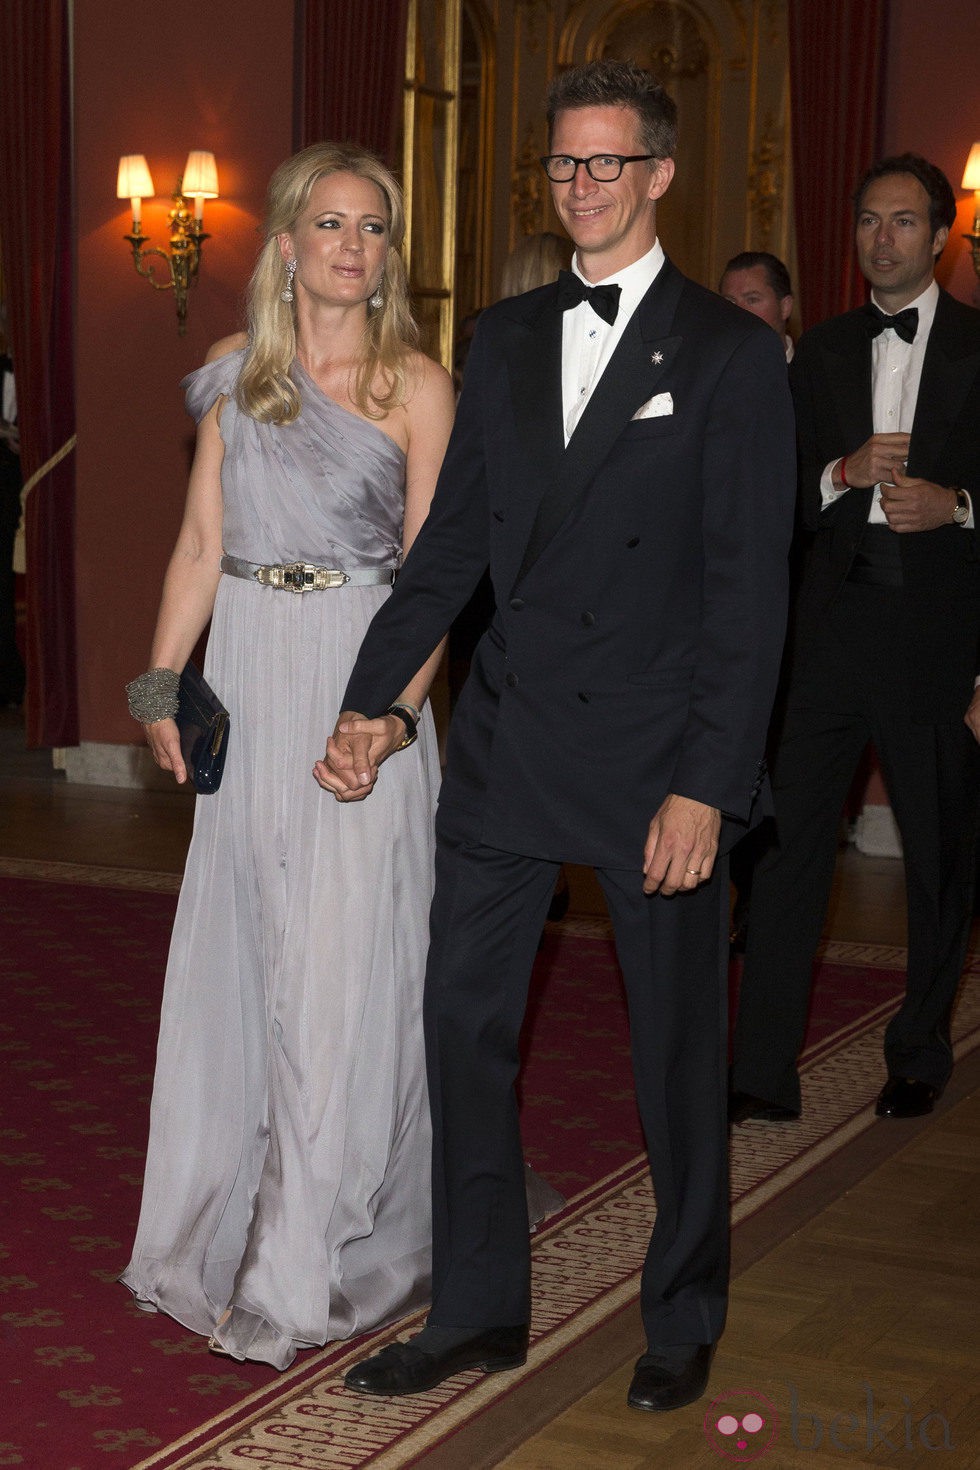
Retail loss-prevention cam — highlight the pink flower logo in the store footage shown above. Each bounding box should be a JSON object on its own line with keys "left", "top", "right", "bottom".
{"left": 704, "top": 1389, "right": 779, "bottom": 1461}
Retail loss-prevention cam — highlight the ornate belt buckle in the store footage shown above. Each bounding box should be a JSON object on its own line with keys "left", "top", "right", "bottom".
{"left": 258, "top": 561, "right": 350, "bottom": 590}
{"left": 281, "top": 562, "right": 313, "bottom": 592}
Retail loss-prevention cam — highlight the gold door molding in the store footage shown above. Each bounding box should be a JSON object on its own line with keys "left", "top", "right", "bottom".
{"left": 403, "top": 0, "right": 463, "bottom": 368}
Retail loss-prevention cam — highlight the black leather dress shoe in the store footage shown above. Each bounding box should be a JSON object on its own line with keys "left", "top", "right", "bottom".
{"left": 875, "top": 1077, "right": 939, "bottom": 1118}
{"left": 729, "top": 1089, "right": 799, "bottom": 1125}
{"left": 627, "top": 1343, "right": 715, "bottom": 1412}
{"left": 343, "top": 1324, "right": 529, "bottom": 1396}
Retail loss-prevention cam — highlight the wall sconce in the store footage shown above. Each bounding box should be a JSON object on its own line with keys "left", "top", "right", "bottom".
{"left": 963, "top": 143, "right": 980, "bottom": 282}
{"left": 117, "top": 151, "right": 219, "bottom": 335}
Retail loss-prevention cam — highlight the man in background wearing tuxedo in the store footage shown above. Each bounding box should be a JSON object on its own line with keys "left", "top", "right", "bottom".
{"left": 731, "top": 154, "right": 980, "bottom": 1128}
{"left": 720, "top": 250, "right": 795, "bottom": 361}
{"left": 319, "top": 60, "right": 795, "bottom": 1413}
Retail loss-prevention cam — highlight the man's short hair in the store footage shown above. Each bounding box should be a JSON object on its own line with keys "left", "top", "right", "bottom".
{"left": 546, "top": 60, "right": 678, "bottom": 160}
{"left": 720, "top": 251, "right": 792, "bottom": 299}
{"left": 853, "top": 153, "right": 956, "bottom": 237}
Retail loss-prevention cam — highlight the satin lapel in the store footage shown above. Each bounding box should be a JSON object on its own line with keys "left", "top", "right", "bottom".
{"left": 513, "top": 260, "right": 686, "bottom": 589}
{"left": 505, "top": 296, "right": 565, "bottom": 500}
{"left": 908, "top": 295, "right": 980, "bottom": 474}
{"left": 823, "top": 318, "right": 873, "bottom": 448}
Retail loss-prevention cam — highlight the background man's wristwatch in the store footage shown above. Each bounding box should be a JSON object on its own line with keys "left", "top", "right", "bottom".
{"left": 952, "top": 488, "right": 971, "bottom": 525}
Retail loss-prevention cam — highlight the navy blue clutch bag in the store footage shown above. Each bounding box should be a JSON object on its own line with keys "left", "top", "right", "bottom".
{"left": 176, "top": 661, "right": 230, "bottom": 794}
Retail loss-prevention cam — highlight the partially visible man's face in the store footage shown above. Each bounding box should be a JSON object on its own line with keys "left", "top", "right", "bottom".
{"left": 720, "top": 265, "right": 792, "bottom": 335}
{"left": 548, "top": 104, "right": 673, "bottom": 281}
{"left": 855, "top": 173, "right": 947, "bottom": 309}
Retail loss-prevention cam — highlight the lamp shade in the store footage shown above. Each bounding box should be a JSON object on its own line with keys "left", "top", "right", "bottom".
{"left": 116, "top": 154, "right": 155, "bottom": 200}
{"left": 182, "top": 150, "right": 219, "bottom": 199}
{"left": 962, "top": 143, "right": 980, "bottom": 192}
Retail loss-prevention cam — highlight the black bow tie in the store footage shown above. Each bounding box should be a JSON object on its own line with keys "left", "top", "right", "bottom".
{"left": 556, "top": 270, "right": 621, "bottom": 325}
{"left": 864, "top": 303, "right": 918, "bottom": 344}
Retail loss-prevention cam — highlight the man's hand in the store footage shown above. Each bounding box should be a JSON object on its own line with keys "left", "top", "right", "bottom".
{"left": 965, "top": 688, "right": 980, "bottom": 744}
{"left": 880, "top": 469, "right": 959, "bottom": 533}
{"left": 312, "top": 710, "right": 407, "bottom": 801}
{"left": 840, "top": 432, "right": 910, "bottom": 489}
{"left": 643, "top": 794, "right": 721, "bottom": 896}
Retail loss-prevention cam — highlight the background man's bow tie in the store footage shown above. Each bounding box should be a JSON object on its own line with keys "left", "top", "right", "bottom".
{"left": 556, "top": 270, "right": 621, "bottom": 325}
{"left": 864, "top": 303, "right": 918, "bottom": 343}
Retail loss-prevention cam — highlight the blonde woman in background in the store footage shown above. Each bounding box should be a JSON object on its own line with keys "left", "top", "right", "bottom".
{"left": 498, "top": 230, "right": 572, "bottom": 299}
{"left": 121, "top": 142, "right": 455, "bottom": 1369}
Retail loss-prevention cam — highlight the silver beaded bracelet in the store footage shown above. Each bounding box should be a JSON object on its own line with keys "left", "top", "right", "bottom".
{"left": 126, "top": 667, "right": 180, "bottom": 723}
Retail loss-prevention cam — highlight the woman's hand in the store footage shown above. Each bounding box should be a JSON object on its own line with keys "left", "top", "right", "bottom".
{"left": 313, "top": 712, "right": 408, "bottom": 801}
{"left": 143, "top": 717, "right": 188, "bottom": 785}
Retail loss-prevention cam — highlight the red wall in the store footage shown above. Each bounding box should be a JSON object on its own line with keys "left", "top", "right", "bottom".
{"left": 73, "top": 0, "right": 294, "bottom": 744}
{"left": 883, "top": 0, "right": 980, "bottom": 309}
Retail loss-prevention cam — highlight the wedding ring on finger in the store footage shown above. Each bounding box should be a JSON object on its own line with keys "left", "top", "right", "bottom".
{"left": 686, "top": 868, "right": 702, "bottom": 877}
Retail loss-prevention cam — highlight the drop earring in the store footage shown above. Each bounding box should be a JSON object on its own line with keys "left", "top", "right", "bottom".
{"left": 281, "top": 259, "right": 297, "bottom": 304}
{"left": 369, "top": 285, "right": 383, "bottom": 310}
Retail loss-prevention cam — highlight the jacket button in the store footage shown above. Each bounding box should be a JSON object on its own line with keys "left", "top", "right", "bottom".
{"left": 581, "top": 611, "right": 596, "bottom": 626}
{"left": 505, "top": 672, "right": 519, "bottom": 688}
{"left": 493, "top": 510, "right": 504, "bottom": 522}
{"left": 626, "top": 536, "right": 640, "bottom": 548}
{"left": 577, "top": 691, "right": 590, "bottom": 703}
{"left": 509, "top": 597, "right": 525, "bottom": 611}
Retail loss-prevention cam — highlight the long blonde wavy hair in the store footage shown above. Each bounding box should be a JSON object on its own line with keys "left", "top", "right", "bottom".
{"left": 237, "top": 142, "right": 420, "bottom": 424}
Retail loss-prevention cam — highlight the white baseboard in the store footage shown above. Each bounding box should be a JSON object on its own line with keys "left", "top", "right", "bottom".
{"left": 60, "top": 741, "right": 189, "bottom": 793}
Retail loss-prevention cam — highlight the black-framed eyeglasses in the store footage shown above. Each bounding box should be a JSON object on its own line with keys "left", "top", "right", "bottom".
{"left": 539, "top": 153, "right": 657, "bottom": 183}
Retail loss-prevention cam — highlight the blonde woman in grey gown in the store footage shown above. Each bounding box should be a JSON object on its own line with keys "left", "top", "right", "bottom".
{"left": 120, "top": 143, "right": 456, "bottom": 1369}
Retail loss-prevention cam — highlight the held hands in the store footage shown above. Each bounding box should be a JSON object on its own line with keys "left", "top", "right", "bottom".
{"left": 143, "top": 717, "right": 187, "bottom": 785}
{"left": 313, "top": 710, "right": 407, "bottom": 801}
{"left": 643, "top": 794, "right": 721, "bottom": 896}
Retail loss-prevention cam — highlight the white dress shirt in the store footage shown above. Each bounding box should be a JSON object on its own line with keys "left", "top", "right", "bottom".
{"left": 561, "top": 241, "right": 665, "bottom": 445}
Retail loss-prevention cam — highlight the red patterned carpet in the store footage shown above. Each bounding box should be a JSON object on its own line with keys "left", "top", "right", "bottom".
{"left": 2, "top": 872, "right": 977, "bottom": 1468}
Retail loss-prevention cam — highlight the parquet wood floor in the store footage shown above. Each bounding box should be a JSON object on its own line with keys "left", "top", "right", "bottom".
{"left": 500, "top": 1090, "right": 980, "bottom": 1468}
{"left": 2, "top": 709, "right": 978, "bottom": 1468}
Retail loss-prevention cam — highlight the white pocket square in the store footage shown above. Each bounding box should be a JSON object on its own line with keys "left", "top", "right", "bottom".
{"left": 631, "top": 391, "right": 673, "bottom": 420}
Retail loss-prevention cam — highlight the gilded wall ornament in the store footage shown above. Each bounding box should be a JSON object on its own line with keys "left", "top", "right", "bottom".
{"left": 512, "top": 122, "right": 546, "bottom": 240}
{"left": 518, "top": 0, "right": 555, "bottom": 55}
{"left": 602, "top": 3, "right": 709, "bottom": 83}
{"left": 763, "top": 0, "right": 786, "bottom": 47}
{"left": 748, "top": 113, "right": 783, "bottom": 249}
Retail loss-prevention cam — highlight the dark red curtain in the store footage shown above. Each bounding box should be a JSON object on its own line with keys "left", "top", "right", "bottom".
{"left": 296, "top": 0, "right": 410, "bottom": 166}
{"left": 0, "top": 0, "right": 77, "bottom": 747}
{"left": 788, "top": 0, "right": 888, "bottom": 330}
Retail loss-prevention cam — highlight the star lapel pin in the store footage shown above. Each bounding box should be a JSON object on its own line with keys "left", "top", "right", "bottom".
{"left": 651, "top": 351, "right": 664, "bottom": 365}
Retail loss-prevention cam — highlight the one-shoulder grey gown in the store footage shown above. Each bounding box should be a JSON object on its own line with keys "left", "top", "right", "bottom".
{"left": 121, "top": 350, "right": 439, "bottom": 1368}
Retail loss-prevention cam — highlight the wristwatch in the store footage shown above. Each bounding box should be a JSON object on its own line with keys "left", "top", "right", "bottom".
{"left": 386, "top": 703, "right": 419, "bottom": 749}
{"left": 952, "top": 488, "right": 971, "bottom": 526}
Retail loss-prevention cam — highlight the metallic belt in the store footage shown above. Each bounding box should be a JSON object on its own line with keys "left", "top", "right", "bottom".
{"left": 220, "top": 554, "right": 396, "bottom": 592}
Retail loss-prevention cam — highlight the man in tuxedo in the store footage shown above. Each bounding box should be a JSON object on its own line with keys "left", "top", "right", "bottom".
{"left": 717, "top": 250, "right": 797, "bottom": 952}
{"left": 720, "top": 250, "right": 795, "bottom": 361}
{"left": 320, "top": 60, "right": 795, "bottom": 1412}
{"left": 730, "top": 154, "right": 980, "bottom": 1128}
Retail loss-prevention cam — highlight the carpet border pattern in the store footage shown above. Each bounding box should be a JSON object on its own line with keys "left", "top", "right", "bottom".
{"left": 127, "top": 948, "right": 980, "bottom": 1469}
